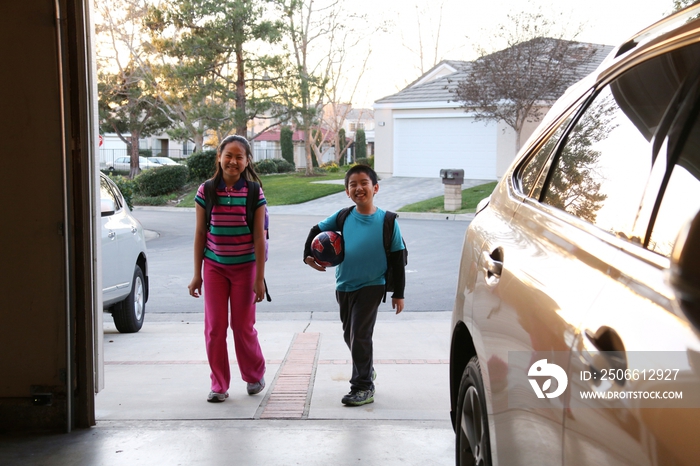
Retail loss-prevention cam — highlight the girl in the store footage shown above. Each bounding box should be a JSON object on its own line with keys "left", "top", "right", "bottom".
{"left": 188, "top": 135, "right": 267, "bottom": 402}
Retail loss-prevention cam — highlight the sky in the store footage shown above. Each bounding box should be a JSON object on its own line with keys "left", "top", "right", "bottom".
{"left": 342, "top": 0, "right": 673, "bottom": 107}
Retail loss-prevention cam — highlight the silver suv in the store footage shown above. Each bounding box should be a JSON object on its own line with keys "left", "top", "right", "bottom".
{"left": 100, "top": 173, "right": 149, "bottom": 333}
{"left": 450, "top": 5, "right": 700, "bottom": 466}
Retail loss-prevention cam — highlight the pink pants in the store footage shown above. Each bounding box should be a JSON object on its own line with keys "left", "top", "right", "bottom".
{"left": 203, "top": 260, "right": 265, "bottom": 393}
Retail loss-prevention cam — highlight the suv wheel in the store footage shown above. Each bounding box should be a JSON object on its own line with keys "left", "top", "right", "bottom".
{"left": 112, "top": 265, "right": 145, "bottom": 333}
{"left": 456, "top": 357, "right": 492, "bottom": 466}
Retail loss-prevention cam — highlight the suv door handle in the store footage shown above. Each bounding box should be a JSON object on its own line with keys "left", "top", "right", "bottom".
{"left": 581, "top": 326, "right": 628, "bottom": 386}
{"left": 481, "top": 250, "right": 503, "bottom": 278}
{"left": 107, "top": 230, "right": 116, "bottom": 240}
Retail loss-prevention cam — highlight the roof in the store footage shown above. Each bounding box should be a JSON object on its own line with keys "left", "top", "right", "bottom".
{"left": 374, "top": 40, "right": 614, "bottom": 106}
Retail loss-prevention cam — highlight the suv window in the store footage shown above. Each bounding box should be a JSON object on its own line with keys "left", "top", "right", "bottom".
{"left": 647, "top": 88, "right": 700, "bottom": 257}
{"left": 519, "top": 116, "right": 574, "bottom": 199}
{"left": 539, "top": 45, "right": 700, "bottom": 243}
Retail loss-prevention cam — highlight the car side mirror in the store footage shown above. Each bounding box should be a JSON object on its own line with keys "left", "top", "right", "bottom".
{"left": 101, "top": 198, "right": 116, "bottom": 217}
{"left": 670, "top": 208, "right": 700, "bottom": 328}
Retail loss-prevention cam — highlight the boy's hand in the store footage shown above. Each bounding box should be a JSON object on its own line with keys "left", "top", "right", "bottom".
{"left": 304, "top": 256, "right": 327, "bottom": 272}
{"left": 392, "top": 298, "right": 404, "bottom": 314}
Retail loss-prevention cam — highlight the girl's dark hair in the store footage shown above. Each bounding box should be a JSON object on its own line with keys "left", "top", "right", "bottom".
{"left": 210, "top": 134, "right": 263, "bottom": 187}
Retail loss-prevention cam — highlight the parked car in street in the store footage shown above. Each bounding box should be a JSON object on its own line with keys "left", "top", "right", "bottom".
{"left": 100, "top": 172, "right": 149, "bottom": 333}
{"left": 150, "top": 156, "right": 181, "bottom": 166}
{"left": 450, "top": 5, "right": 700, "bottom": 466}
{"left": 108, "top": 156, "right": 159, "bottom": 171}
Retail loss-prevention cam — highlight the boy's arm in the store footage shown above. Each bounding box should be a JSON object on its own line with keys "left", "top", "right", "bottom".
{"left": 388, "top": 250, "right": 406, "bottom": 300}
{"left": 303, "top": 224, "right": 326, "bottom": 271}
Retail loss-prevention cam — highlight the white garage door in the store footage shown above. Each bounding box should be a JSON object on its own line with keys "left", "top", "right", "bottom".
{"left": 393, "top": 116, "right": 497, "bottom": 179}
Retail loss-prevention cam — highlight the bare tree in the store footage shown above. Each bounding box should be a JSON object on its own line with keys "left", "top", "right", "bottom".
{"left": 310, "top": 49, "right": 372, "bottom": 165}
{"left": 399, "top": 2, "right": 448, "bottom": 76}
{"left": 276, "top": 0, "right": 373, "bottom": 174}
{"left": 451, "top": 10, "right": 597, "bottom": 152}
{"left": 672, "top": 0, "right": 697, "bottom": 12}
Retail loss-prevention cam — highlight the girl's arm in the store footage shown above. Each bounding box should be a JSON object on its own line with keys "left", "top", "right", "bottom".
{"left": 188, "top": 204, "right": 207, "bottom": 298}
{"left": 253, "top": 205, "right": 266, "bottom": 302}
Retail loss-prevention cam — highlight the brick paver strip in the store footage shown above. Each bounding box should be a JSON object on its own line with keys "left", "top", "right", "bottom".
{"left": 258, "top": 332, "right": 320, "bottom": 420}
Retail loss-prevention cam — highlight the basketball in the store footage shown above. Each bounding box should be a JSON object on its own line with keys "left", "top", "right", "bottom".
{"left": 311, "top": 231, "right": 344, "bottom": 267}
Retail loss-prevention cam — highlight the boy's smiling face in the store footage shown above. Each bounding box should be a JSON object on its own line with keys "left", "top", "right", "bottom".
{"left": 346, "top": 171, "right": 379, "bottom": 212}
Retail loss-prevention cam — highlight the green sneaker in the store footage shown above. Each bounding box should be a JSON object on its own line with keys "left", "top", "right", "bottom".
{"left": 341, "top": 388, "right": 375, "bottom": 406}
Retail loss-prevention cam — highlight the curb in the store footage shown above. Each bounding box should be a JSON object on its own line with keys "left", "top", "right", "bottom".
{"left": 134, "top": 206, "right": 475, "bottom": 221}
{"left": 396, "top": 212, "right": 475, "bottom": 221}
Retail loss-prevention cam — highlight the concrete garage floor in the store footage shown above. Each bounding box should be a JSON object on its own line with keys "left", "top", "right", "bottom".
{"left": 0, "top": 312, "right": 455, "bottom": 466}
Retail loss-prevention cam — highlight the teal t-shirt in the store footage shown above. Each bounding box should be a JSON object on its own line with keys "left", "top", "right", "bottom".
{"left": 318, "top": 207, "right": 404, "bottom": 292}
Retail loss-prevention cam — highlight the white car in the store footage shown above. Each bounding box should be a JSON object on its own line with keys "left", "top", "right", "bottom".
{"left": 108, "top": 156, "right": 159, "bottom": 171}
{"left": 100, "top": 173, "right": 149, "bottom": 333}
{"left": 150, "top": 156, "right": 181, "bottom": 166}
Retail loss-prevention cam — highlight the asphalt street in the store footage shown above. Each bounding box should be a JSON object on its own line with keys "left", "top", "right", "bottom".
{"left": 131, "top": 208, "right": 471, "bottom": 317}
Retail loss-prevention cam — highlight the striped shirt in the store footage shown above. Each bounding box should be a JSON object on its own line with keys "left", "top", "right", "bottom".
{"left": 195, "top": 178, "right": 266, "bottom": 265}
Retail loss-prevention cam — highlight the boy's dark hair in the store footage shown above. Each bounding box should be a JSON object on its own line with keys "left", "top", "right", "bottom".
{"left": 344, "top": 164, "right": 378, "bottom": 189}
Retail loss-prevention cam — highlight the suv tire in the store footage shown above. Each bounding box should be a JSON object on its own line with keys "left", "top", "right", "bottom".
{"left": 456, "top": 357, "right": 492, "bottom": 466}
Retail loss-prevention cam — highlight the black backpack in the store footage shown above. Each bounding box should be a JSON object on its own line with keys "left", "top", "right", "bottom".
{"left": 335, "top": 206, "right": 408, "bottom": 301}
{"left": 204, "top": 178, "right": 271, "bottom": 301}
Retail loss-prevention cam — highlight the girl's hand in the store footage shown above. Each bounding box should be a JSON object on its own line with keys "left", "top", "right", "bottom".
{"left": 254, "top": 277, "right": 266, "bottom": 303}
{"left": 188, "top": 276, "right": 203, "bottom": 298}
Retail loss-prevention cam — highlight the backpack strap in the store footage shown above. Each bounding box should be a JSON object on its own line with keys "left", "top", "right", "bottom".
{"left": 383, "top": 211, "right": 397, "bottom": 254}
{"left": 245, "top": 180, "right": 271, "bottom": 302}
{"left": 335, "top": 205, "right": 354, "bottom": 232}
{"left": 204, "top": 179, "right": 217, "bottom": 230}
{"left": 381, "top": 211, "right": 398, "bottom": 303}
{"left": 245, "top": 180, "right": 260, "bottom": 234}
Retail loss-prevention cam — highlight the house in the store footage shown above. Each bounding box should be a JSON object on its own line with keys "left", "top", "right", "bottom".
{"left": 373, "top": 42, "right": 613, "bottom": 180}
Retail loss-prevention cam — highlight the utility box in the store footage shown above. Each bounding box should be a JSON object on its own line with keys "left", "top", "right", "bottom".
{"left": 440, "top": 169, "right": 465, "bottom": 211}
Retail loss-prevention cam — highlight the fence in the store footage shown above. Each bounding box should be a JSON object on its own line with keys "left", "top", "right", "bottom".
{"left": 99, "top": 149, "right": 190, "bottom": 168}
{"left": 253, "top": 148, "right": 282, "bottom": 162}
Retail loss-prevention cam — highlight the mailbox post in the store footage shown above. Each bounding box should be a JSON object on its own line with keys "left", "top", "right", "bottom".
{"left": 440, "top": 169, "right": 465, "bottom": 211}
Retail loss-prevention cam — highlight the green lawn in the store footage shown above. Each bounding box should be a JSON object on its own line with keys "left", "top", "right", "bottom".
{"left": 177, "top": 172, "right": 347, "bottom": 208}
{"left": 398, "top": 182, "right": 497, "bottom": 214}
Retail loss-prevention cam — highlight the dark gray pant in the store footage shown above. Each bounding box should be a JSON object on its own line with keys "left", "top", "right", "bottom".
{"left": 336, "top": 285, "right": 385, "bottom": 391}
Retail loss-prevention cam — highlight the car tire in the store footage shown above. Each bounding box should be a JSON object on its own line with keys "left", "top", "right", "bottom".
{"left": 112, "top": 265, "right": 145, "bottom": 333}
{"left": 455, "top": 357, "right": 492, "bottom": 466}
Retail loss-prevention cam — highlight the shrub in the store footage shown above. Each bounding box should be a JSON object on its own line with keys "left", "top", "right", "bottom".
{"left": 272, "top": 158, "right": 296, "bottom": 173}
{"left": 138, "top": 149, "right": 153, "bottom": 157}
{"left": 355, "top": 156, "right": 374, "bottom": 168}
{"left": 108, "top": 174, "right": 137, "bottom": 210}
{"left": 355, "top": 129, "right": 367, "bottom": 160}
{"left": 321, "top": 162, "right": 340, "bottom": 173}
{"left": 135, "top": 164, "right": 189, "bottom": 197}
{"left": 255, "top": 159, "right": 278, "bottom": 174}
{"left": 187, "top": 149, "right": 217, "bottom": 180}
{"left": 280, "top": 126, "right": 294, "bottom": 164}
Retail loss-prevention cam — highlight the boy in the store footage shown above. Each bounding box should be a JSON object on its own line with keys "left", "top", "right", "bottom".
{"left": 303, "top": 165, "right": 406, "bottom": 406}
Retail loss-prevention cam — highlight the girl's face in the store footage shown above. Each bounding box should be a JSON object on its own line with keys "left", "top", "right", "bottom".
{"left": 218, "top": 141, "right": 248, "bottom": 180}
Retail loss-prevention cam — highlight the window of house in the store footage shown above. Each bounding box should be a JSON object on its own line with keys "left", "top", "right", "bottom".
{"left": 349, "top": 123, "right": 356, "bottom": 131}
